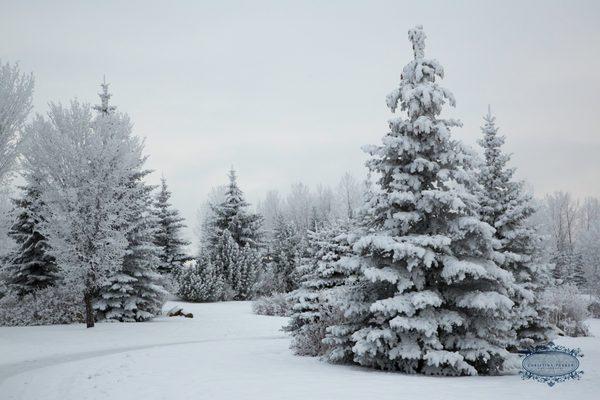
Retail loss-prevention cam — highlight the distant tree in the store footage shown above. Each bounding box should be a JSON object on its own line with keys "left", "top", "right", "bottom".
{"left": 208, "top": 168, "right": 262, "bottom": 249}
{"left": 176, "top": 258, "right": 224, "bottom": 302}
{"left": 269, "top": 213, "right": 303, "bottom": 293}
{"left": 154, "top": 177, "right": 190, "bottom": 275}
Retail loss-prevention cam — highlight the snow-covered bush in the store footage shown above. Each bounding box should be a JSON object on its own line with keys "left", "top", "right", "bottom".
{"left": 251, "top": 293, "right": 292, "bottom": 316}
{"left": 541, "top": 284, "right": 590, "bottom": 337}
{"left": 0, "top": 284, "right": 84, "bottom": 326}
{"left": 177, "top": 258, "right": 224, "bottom": 302}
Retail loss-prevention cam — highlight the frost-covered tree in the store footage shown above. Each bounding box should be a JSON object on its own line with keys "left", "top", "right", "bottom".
{"left": 177, "top": 258, "right": 224, "bottom": 302}
{"left": 23, "top": 101, "right": 144, "bottom": 328}
{"left": 208, "top": 168, "right": 262, "bottom": 249}
{"left": 211, "top": 229, "right": 258, "bottom": 299}
{"left": 95, "top": 180, "right": 167, "bottom": 321}
{"left": 6, "top": 176, "right": 58, "bottom": 295}
{"left": 268, "top": 213, "right": 303, "bottom": 293}
{"left": 477, "top": 108, "right": 553, "bottom": 347}
{"left": 154, "top": 176, "right": 190, "bottom": 275}
{"left": 286, "top": 223, "right": 352, "bottom": 356}
{"left": 0, "top": 60, "right": 34, "bottom": 183}
{"left": 92, "top": 80, "right": 167, "bottom": 322}
{"left": 325, "top": 26, "right": 516, "bottom": 376}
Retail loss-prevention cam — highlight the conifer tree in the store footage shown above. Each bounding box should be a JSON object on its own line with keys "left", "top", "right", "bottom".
{"left": 177, "top": 257, "right": 224, "bottom": 302}
{"left": 92, "top": 79, "right": 167, "bottom": 321}
{"left": 7, "top": 176, "right": 58, "bottom": 295}
{"left": 477, "top": 108, "right": 554, "bottom": 347}
{"left": 286, "top": 222, "right": 352, "bottom": 356}
{"left": 208, "top": 168, "right": 262, "bottom": 249}
{"left": 154, "top": 177, "right": 190, "bottom": 275}
{"left": 325, "top": 26, "right": 516, "bottom": 376}
{"left": 269, "top": 213, "right": 302, "bottom": 293}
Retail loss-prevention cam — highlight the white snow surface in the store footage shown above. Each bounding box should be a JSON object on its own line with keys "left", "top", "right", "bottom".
{"left": 0, "top": 301, "right": 598, "bottom": 400}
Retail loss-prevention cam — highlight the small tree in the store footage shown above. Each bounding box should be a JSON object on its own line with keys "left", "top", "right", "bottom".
{"left": 6, "top": 175, "right": 58, "bottom": 295}
{"left": 154, "top": 177, "right": 190, "bottom": 276}
{"left": 286, "top": 223, "right": 352, "bottom": 356}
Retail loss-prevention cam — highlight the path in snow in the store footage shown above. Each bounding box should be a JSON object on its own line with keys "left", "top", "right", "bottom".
{"left": 0, "top": 301, "right": 598, "bottom": 400}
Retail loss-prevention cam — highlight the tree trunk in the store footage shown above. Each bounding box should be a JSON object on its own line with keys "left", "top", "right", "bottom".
{"left": 84, "top": 291, "right": 95, "bottom": 328}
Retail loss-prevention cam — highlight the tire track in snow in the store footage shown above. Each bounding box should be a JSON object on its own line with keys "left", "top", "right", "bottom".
{"left": 0, "top": 335, "right": 287, "bottom": 384}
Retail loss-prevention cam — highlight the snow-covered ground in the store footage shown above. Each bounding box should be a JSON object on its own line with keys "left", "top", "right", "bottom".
{"left": 0, "top": 301, "right": 598, "bottom": 400}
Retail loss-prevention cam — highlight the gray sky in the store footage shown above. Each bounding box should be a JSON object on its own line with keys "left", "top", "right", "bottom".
{"left": 2, "top": 0, "right": 600, "bottom": 244}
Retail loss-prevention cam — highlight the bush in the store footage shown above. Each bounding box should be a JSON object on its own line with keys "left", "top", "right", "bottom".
{"left": 252, "top": 293, "right": 292, "bottom": 316}
{"left": 176, "top": 258, "right": 224, "bottom": 302}
{"left": 0, "top": 284, "right": 84, "bottom": 326}
{"left": 541, "top": 284, "right": 590, "bottom": 337}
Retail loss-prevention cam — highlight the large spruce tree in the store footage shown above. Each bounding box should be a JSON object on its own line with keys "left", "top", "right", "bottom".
{"left": 325, "top": 26, "right": 516, "bottom": 376}
{"left": 154, "top": 177, "right": 190, "bottom": 275}
{"left": 93, "top": 79, "right": 167, "bottom": 321}
{"left": 477, "top": 108, "right": 554, "bottom": 347}
{"left": 7, "top": 176, "right": 58, "bottom": 295}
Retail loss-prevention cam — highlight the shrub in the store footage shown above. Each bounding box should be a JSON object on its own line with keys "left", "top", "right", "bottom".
{"left": 541, "top": 284, "right": 590, "bottom": 337}
{"left": 0, "top": 283, "right": 84, "bottom": 326}
{"left": 251, "top": 293, "right": 292, "bottom": 316}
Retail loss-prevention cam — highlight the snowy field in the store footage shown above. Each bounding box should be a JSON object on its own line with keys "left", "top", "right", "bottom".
{"left": 0, "top": 301, "right": 598, "bottom": 400}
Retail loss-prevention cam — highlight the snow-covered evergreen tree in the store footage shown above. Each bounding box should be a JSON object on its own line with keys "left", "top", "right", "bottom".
{"left": 6, "top": 176, "right": 58, "bottom": 295}
{"left": 212, "top": 229, "right": 258, "bottom": 299}
{"left": 477, "top": 108, "right": 554, "bottom": 347}
{"left": 208, "top": 168, "right": 262, "bottom": 249}
{"left": 154, "top": 177, "right": 190, "bottom": 275}
{"left": 177, "top": 258, "right": 225, "bottom": 302}
{"left": 95, "top": 179, "right": 167, "bottom": 322}
{"left": 92, "top": 80, "right": 167, "bottom": 321}
{"left": 325, "top": 26, "right": 516, "bottom": 375}
{"left": 286, "top": 222, "right": 352, "bottom": 356}
{"left": 268, "top": 213, "right": 303, "bottom": 293}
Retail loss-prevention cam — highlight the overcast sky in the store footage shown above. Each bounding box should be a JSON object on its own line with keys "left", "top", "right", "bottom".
{"left": 2, "top": 0, "right": 600, "bottom": 244}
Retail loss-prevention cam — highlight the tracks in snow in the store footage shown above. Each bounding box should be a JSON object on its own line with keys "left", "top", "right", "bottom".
{"left": 0, "top": 335, "right": 287, "bottom": 384}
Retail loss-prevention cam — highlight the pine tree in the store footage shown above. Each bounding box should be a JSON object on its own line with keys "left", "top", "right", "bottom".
{"left": 269, "top": 213, "right": 302, "bottom": 293}
{"left": 286, "top": 222, "right": 352, "bottom": 356}
{"left": 95, "top": 178, "right": 167, "bottom": 321}
{"left": 325, "top": 26, "right": 516, "bottom": 376}
{"left": 477, "top": 107, "right": 554, "bottom": 347}
{"left": 208, "top": 233, "right": 260, "bottom": 300}
{"left": 176, "top": 258, "right": 224, "bottom": 302}
{"left": 154, "top": 177, "right": 191, "bottom": 275}
{"left": 92, "top": 79, "right": 167, "bottom": 322}
{"left": 208, "top": 168, "right": 262, "bottom": 249}
{"left": 7, "top": 176, "right": 58, "bottom": 295}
